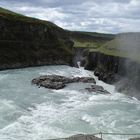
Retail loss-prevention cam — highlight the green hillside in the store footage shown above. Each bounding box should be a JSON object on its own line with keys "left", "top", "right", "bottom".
{"left": 1, "top": 7, "right": 140, "bottom": 63}
{"left": 70, "top": 29, "right": 140, "bottom": 62}
{"left": 0, "top": 7, "right": 60, "bottom": 28}
{"left": 0, "top": 7, "right": 73, "bottom": 70}
{"left": 70, "top": 31, "right": 115, "bottom": 49}
{"left": 90, "top": 33, "right": 140, "bottom": 61}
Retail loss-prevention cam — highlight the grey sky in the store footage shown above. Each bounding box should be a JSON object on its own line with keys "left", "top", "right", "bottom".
{"left": 0, "top": 0, "right": 140, "bottom": 33}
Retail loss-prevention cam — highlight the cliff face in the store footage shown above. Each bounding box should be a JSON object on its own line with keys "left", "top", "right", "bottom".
{"left": 84, "top": 52, "right": 121, "bottom": 83}
{"left": 84, "top": 51, "right": 140, "bottom": 99}
{"left": 0, "top": 8, "right": 74, "bottom": 70}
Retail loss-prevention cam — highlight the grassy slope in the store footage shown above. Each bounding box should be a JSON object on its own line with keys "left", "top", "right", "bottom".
{"left": 0, "top": 7, "right": 72, "bottom": 52}
{"left": 73, "top": 31, "right": 115, "bottom": 38}
{"left": 71, "top": 31, "right": 115, "bottom": 49}
{"left": 0, "top": 7, "right": 61, "bottom": 29}
{"left": 1, "top": 7, "right": 140, "bottom": 62}
{"left": 72, "top": 30, "right": 140, "bottom": 62}
{"left": 90, "top": 33, "right": 140, "bottom": 62}
{"left": 0, "top": 7, "right": 74, "bottom": 67}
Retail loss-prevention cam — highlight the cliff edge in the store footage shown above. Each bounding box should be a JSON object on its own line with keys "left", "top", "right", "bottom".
{"left": 0, "top": 7, "right": 74, "bottom": 70}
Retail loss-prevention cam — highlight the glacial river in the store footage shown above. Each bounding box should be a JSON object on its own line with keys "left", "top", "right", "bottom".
{"left": 0, "top": 65, "right": 140, "bottom": 140}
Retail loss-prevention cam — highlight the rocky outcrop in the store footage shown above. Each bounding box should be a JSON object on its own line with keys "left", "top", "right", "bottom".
{"left": 78, "top": 33, "right": 140, "bottom": 99}
{"left": 129, "top": 138, "right": 140, "bottom": 140}
{"left": 82, "top": 51, "right": 140, "bottom": 99}
{"left": 65, "top": 134, "right": 102, "bottom": 140}
{"left": 0, "top": 8, "right": 74, "bottom": 70}
{"left": 84, "top": 52, "right": 121, "bottom": 83}
{"left": 85, "top": 85, "right": 110, "bottom": 94}
{"left": 32, "top": 75, "right": 96, "bottom": 89}
{"left": 32, "top": 75, "right": 111, "bottom": 94}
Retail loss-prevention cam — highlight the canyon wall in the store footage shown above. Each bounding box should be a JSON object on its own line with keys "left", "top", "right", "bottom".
{"left": 83, "top": 51, "right": 140, "bottom": 99}
{"left": 0, "top": 8, "right": 74, "bottom": 70}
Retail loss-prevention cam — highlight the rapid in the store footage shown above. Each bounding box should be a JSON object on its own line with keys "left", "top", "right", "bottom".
{"left": 0, "top": 65, "right": 140, "bottom": 140}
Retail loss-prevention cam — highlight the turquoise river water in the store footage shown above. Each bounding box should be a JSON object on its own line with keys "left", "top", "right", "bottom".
{"left": 0, "top": 65, "right": 140, "bottom": 140}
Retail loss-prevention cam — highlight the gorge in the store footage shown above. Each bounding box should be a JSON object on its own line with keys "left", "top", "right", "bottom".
{"left": 0, "top": 7, "right": 140, "bottom": 140}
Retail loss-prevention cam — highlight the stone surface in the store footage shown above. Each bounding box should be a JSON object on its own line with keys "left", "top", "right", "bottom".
{"left": 85, "top": 85, "right": 111, "bottom": 94}
{"left": 32, "top": 75, "right": 96, "bottom": 89}
{"left": 129, "top": 138, "right": 140, "bottom": 140}
{"left": 83, "top": 51, "right": 140, "bottom": 99}
{"left": 65, "top": 134, "right": 102, "bottom": 140}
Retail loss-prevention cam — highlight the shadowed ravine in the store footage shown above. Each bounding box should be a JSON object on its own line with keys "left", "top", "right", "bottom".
{"left": 0, "top": 65, "right": 140, "bottom": 140}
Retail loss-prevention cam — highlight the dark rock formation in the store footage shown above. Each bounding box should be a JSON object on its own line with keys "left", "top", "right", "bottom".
{"left": 84, "top": 52, "right": 121, "bottom": 84}
{"left": 0, "top": 8, "right": 74, "bottom": 70}
{"left": 65, "top": 134, "right": 102, "bottom": 140}
{"left": 74, "top": 33, "right": 140, "bottom": 99}
{"left": 86, "top": 85, "right": 111, "bottom": 94}
{"left": 129, "top": 138, "right": 140, "bottom": 140}
{"left": 32, "top": 75, "right": 96, "bottom": 89}
{"left": 83, "top": 51, "right": 140, "bottom": 99}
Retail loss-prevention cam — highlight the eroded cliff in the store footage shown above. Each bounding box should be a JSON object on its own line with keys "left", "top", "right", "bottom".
{"left": 0, "top": 7, "right": 74, "bottom": 70}
{"left": 83, "top": 52, "right": 140, "bottom": 99}
{"left": 73, "top": 32, "right": 140, "bottom": 99}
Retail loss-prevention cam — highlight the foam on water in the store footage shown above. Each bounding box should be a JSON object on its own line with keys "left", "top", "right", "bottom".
{"left": 0, "top": 65, "right": 140, "bottom": 140}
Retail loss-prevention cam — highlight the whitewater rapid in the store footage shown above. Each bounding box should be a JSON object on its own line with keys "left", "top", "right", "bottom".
{"left": 0, "top": 65, "right": 140, "bottom": 140}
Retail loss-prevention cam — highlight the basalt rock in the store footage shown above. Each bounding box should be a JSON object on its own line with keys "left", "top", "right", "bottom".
{"left": 65, "top": 134, "right": 102, "bottom": 140}
{"left": 85, "top": 85, "right": 111, "bottom": 94}
{"left": 32, "top": 75, "right": 96, "bottom": 89}
{"left": 129, "top": 138, "right": 140, "bottom": 140}
{"left": 84, "top": 52, "right": 120, "bottom": 84}
{"left": 83, "top": 50, "right": 140, "bottom": 99}
{"left": 77, "top": 77, "right": 97, "bottom": 83}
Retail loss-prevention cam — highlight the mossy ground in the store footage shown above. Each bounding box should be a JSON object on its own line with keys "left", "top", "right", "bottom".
{"left": 73, "top": 39, "right": 101, "bottom": 49}
{"left": 72, "top": 31, "right": 114, "bottom": 50}
{"left": 95, "top": 35, "right": 140, "bottom": 62}
{"left": 72, "top": 31, "right": 140, "bottom": 62}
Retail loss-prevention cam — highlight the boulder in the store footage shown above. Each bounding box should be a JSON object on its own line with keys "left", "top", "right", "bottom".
{"left": 40, "top": 81, "right": 65, "bottom": 90}
{"left": 32, "top": 75, "right": 96, "bottom": 90}
{"left": 85, "top": 85, "right": 110, "bottom": 94}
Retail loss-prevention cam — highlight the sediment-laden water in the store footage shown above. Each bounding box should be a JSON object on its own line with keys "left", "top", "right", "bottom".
{"left": 0, "top": 65, "right": 140, "bottom": 140}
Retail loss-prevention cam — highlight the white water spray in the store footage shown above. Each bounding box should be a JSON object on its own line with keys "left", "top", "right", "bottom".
{"left": 0, "top": 65, "right": 140, "bottom": 140}
{"left": 77, "top": 61, "right": 81, "bottom": 68}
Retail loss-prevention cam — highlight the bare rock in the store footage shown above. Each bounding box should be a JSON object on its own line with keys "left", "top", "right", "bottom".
{"left": 85, "top": 85, "right": 110, "bottom": 94}
{"left": 129, "top": 138, "right": 140, "bottom": 140}
{"left": 78, "top": 77, "right": 96, "bottom": 83}
{"left": 32, "top": 75, "right": 96, "bottom": 90}
{"left": 65, "top": 134, "right": 102, "bottom": 140}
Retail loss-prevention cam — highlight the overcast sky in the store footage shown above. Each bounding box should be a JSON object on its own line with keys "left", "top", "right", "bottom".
{"left": 0, "top": 0, "right": 140, "bottom": 33}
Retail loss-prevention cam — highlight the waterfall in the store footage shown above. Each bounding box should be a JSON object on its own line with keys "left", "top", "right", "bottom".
{"left": 77, "top": 61, "right": 81, "bottom": 68}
